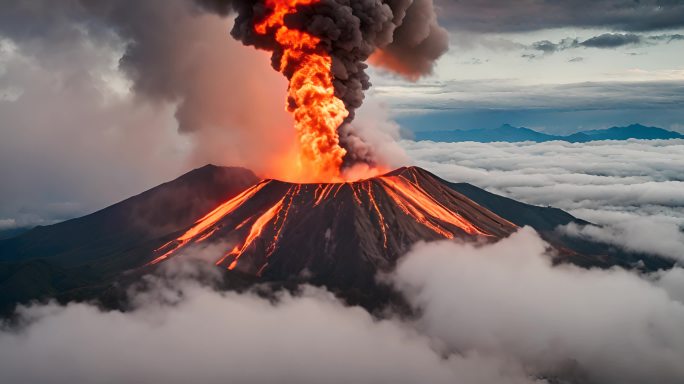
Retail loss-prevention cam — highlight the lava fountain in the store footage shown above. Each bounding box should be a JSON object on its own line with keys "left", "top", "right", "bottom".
{"left": 255, "top": 0, "right": 349, "bottom": 181}
{"left": 196, "top": 0, "right": 449, "bottom": 182}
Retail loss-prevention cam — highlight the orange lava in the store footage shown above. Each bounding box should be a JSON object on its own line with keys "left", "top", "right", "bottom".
{"left": 255, "top": 0, "right": 349, "bottom": 182}
{"left": 228, "top": 195, "right": 286, "bottom": 270}
{"left": 147, "top": 182, "right": 268, "bottom": 265}
{"left": 147, "top": 170, "right": 498, "bottom": 269}
{"left": 379, "top": 175, "right": 488, "bottom": 238}
{"left": 364, "top": 182, "right": 389, "bottom": 248}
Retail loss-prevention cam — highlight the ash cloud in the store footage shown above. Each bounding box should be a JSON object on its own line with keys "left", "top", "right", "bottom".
{"left": 2, "top": 0, "right": 447, "bottom": 178}
{"left": 195, "top": 0, "right": 448, "bottom": 166}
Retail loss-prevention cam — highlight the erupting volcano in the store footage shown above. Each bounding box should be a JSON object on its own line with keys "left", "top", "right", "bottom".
{"left": 149, "top": 167, "right": 517, "bottom": 286}
{"left": 197, "top": 0, "right": 449, "bottom": 181}
{"left": 2, "top": 163, "right": 672, "bottom": 315}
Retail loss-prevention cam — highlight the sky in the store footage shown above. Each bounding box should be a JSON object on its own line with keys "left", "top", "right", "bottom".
{"left": 0, "top": 0, "right": 683, "bottom": 225}
{"left": 375, "top": 1, "right": 684, "bottom": 134}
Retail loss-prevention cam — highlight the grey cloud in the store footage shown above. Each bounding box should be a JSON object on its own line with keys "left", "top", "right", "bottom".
{"left": 650, "top": 33, "right": 684, "bottom": 42}
{"left": 563, "top": 218, "right": 684, "bottom": 261}
{"left": 434, "top": 0, "right": 684, "bottom": 33}
{"left": 393, "top": 228, "right": 684, "bottom": 383}
{"left": 581, "top": 33, "right": 641, "bottom": 48}
{"left": 528, "top": 33, "right": 684, "bottom": 55}
{"left": 196, "top": 0, "right": 449, "bottom": 166}
{"left": 530, "top": 40, "right": 563, "bottom": 53}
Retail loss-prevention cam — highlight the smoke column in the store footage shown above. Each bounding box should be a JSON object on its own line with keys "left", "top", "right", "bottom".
{"left": 1, "top": 0, "right": 446, "bottom": 181}
{"left": 196, "top": 0, "right": 448, "bottom": 180}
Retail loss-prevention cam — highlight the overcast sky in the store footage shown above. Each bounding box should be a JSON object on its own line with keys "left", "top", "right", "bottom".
{"left": 0, "top": 0, "right": 683, "bottom": 225}
{"left": 372, "top": 0, "right": 684, "bottom": 134}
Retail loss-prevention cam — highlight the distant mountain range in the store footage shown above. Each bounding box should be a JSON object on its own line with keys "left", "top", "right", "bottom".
{"left": 413, "top": 124, "right": 684, "bottom": 143}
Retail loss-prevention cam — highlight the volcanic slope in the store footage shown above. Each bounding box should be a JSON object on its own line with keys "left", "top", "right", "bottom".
{"left": 149, "top": 167, "right": 518, "bottom": 289}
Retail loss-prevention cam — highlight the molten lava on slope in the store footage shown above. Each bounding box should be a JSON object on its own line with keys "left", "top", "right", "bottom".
{"left": 149, "top": 167, "right": 517, "bottom": 287}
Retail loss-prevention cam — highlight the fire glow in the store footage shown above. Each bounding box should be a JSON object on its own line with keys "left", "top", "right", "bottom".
{"left": 149, "top": 168, "right": 516, "bottom": 271}
{"left": 255, "top": 0, "right": 350, "bottom": 182}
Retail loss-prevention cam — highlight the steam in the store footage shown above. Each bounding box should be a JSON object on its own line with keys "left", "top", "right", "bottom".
{"left": 2, "top": 229, "right": 684, "bottom": 383}
{"left": 0, "top": 0, "right": 300, "bottom": 179}
{"left": 195, "top": 0, "right": 448, "bottom": 166}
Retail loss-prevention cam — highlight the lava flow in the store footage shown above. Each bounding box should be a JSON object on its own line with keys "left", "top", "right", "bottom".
{"left": 148, "top": 167, "right": 518, "bottom": 278}
{"left": 255, "top": 0, "right": 349, "bottom": 182}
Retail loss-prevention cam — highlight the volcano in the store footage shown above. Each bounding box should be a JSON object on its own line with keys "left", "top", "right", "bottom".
{"left": 147, "top": 167, "right": 517, "bottom": 288}
{"left": 0, "top": 165, "right": 674, "bottom": 314}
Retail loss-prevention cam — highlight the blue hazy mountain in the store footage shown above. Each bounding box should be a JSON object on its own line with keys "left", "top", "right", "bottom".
{"left": 0, "top": 227, "right": 32, "bottom": 241}
{"left": 414, "top": 124, "right": 684, "bottom": 143}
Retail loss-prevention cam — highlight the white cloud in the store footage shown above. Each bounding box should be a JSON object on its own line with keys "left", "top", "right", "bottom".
{"left": 402, "top": 139, "right": 684, "bottom": 260}
{"left": 563, "top": 216, "right": 684, "bottom": 261}
{"left": 3, "top": 229, "right": 684, "bottom": 383}
{"left": 0, "top": 260, "right": 538, "bottom": 384}
{"left": 393, "top": 228, "right": 684, "bottom": 384}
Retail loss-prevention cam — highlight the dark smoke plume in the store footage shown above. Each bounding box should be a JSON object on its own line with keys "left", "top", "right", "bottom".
{"left": 1, "top": 0, "right": 447, "bottom": 170}
{"left": 195, "top": 0, "right": 449, "bottom": 166}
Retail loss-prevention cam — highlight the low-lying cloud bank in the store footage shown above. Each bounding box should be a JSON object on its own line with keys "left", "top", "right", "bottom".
{"left": 395, "top": 228, "right": 684, "bottom": 384}
{"left": 403, "top": 139, "right": 684, "bottom": 261}
{"left": 2, "top": 228, "right": 684, "bottom": 383}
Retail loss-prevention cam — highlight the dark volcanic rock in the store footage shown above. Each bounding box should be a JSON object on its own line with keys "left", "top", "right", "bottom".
{"left": 0, "top": 165, "right": 259, "bottom": 314}
{"left": 150, "top": 167, "right": 517, "bottom": 293}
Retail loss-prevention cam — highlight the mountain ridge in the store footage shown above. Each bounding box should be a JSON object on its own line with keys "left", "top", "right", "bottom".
{"left": 414, "top": 123, "right": 684, "bottom": 143}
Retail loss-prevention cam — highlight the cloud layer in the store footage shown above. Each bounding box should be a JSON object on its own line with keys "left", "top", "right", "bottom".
{"left": 2, "top": 229, "right": 684, "bottom": 383}
{"left": 402, "top": 139, "right": 684, "bottom": 261}
{"left": 395, "top": 228, "right": 684, "bottom": 384}
{"left": 0, "top": 259, "right": 537, "bottom": 384}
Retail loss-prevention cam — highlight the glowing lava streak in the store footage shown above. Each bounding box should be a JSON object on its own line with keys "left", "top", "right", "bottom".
{"left": 255, "top": 0, "right": 349, "bottom": 182}
{"left": 147, "top": 182, "right": 269, "bottom": 265}
{"left": 228, "top": 196, "right": 286, "bottom": 270}
{"left": 380, "top": 176, "right": 488, "bottom": 238}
